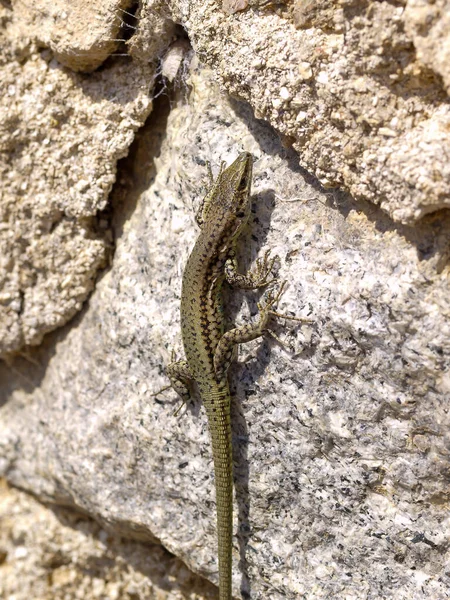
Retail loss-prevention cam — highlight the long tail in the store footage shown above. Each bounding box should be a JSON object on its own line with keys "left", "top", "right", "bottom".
{"left": 204, "top": 388, "right": 233, "bottom": 600}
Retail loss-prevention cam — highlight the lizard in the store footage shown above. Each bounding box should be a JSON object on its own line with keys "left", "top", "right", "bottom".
{"left": 165, "top": 151, "right": 297, "bottom": 600}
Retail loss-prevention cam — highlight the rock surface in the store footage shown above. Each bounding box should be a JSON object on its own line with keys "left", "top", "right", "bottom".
{"left": 1, "top": 1, "right": 450, "bottom": 599}
{"left": 13, "top": 0, "right": 135, "bottom": 72}
{"left": 0, "top": 479, "right": 216, "bottom": 600}
{"left": 2, "top": 0, "right": 450, "bottom": 358}
{"left": 0, "top": 3, "right": 156, "bottom": 356}
{"left": 2, "top": 61, "right": 450, "bottom": 597}
{"left": 405, "top": 0, "right": 450, "bottom": 95}
{"left": 169, "top": 0, "right": 450, "bottom": 224}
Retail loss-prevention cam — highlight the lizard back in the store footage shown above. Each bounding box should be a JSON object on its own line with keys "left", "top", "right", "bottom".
{"left": 179, "top": 152, "right": 253, "bottom": 600}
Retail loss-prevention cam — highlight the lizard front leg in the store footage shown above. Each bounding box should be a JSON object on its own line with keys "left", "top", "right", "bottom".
{"left": 224, "top": 248, "right": 278, "bottom": 289}
{"left": 213, "top": 283, "right": 288, "bottom": 381}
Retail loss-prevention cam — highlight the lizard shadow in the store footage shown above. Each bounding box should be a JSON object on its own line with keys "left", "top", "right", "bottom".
{"left": 230, "top": 327, "right": 288, "bottom": 599}
{"left": 229, "top": 338, "right": 277, "bottom": 600}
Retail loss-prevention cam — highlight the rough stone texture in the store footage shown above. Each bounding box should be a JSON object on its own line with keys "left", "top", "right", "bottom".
{"left": 1, "top": 60, "right": 450, "bottom": 598}
{"left": 405, "top": 0, "right": 450, "bottom": 95}
{"left": 0, "top": 479, "right": 217, "bottom": 600}
{"left": 3, "top": 0, "right": 450, "bottom": 358}
{"left": 127, "top": 0, "right": 177, "bottom": 63}
{"left": 0, "top": 4, "right": 156, "bottom": 356}
{"left": 1, "top": 1, "right": 450, "bottom": 599}
{"left": 168, "top": 0, "right": 450, "bottom": 225}
{"left": 12, "top": 0, "right": 134, "bottom": 72}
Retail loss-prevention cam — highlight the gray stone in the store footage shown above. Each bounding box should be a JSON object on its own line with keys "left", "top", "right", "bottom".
{"left": 168, "top": 0, "right": 450, "bottom": 223}
{"left": 1, "top": 1, "right": 450, "bottom": 598}
{"left": 2, "top": 62, "right": 450, "bottom": 598}
{"left": 0, "top": 3, "right": 157, "bottom": 355}
{"left": 0, "top": 479, "right": 217, "bottom": 599}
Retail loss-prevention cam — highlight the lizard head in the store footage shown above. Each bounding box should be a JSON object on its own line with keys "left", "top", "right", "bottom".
{"left": 219, "top": 151, "right": 253, "bottom": 231}
{"left": 200, "top": 152, "right": 254, "bottom": 251}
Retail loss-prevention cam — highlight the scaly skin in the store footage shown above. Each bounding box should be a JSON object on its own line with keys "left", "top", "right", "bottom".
{"left": 167, "top": 152, "right": 284, "bottom": 600}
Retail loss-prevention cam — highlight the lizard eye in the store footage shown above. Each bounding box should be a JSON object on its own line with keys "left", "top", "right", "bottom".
{"left": 236, "top": 210, "right": 245, "bottom": 218}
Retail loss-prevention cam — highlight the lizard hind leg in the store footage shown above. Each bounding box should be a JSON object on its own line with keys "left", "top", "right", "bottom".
{"left": 165, "top": 359, "right": 194, "bottom": 415}
{"left": 212, "top": 288, "right": 279, "bottom": 381}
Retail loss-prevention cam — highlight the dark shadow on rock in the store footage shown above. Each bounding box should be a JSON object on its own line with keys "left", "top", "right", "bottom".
{"left": 230, "top": 377, "right": 252, "bottom": 600}
{"left": 230, "top": 96, "right": 450, "bottom": 274}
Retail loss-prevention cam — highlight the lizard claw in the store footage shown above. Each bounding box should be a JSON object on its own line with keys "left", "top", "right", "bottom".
{"left": 259, "top": 280, "right": 313, "bottom": 323}
{"left": 253, "top": 249, "right": 279, "bottom": 287}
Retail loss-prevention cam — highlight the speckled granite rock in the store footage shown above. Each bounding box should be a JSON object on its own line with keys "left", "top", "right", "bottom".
{"left": 2, "top": 0, "right": 450, "bottom": 357}
{"left": 168, "top": 0, "right": 450, "bottom": 224}
{"left": 0, "top": 479, "right": 216, "bottom": 600}
{"left": 0, "top": 3, "right": 158, "bottom": 356}
{"left": 1, "top": 60, "right": 450, "bottom": 598}
{"left": 1, "top": 1, "right": 450, "bottom": 599}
